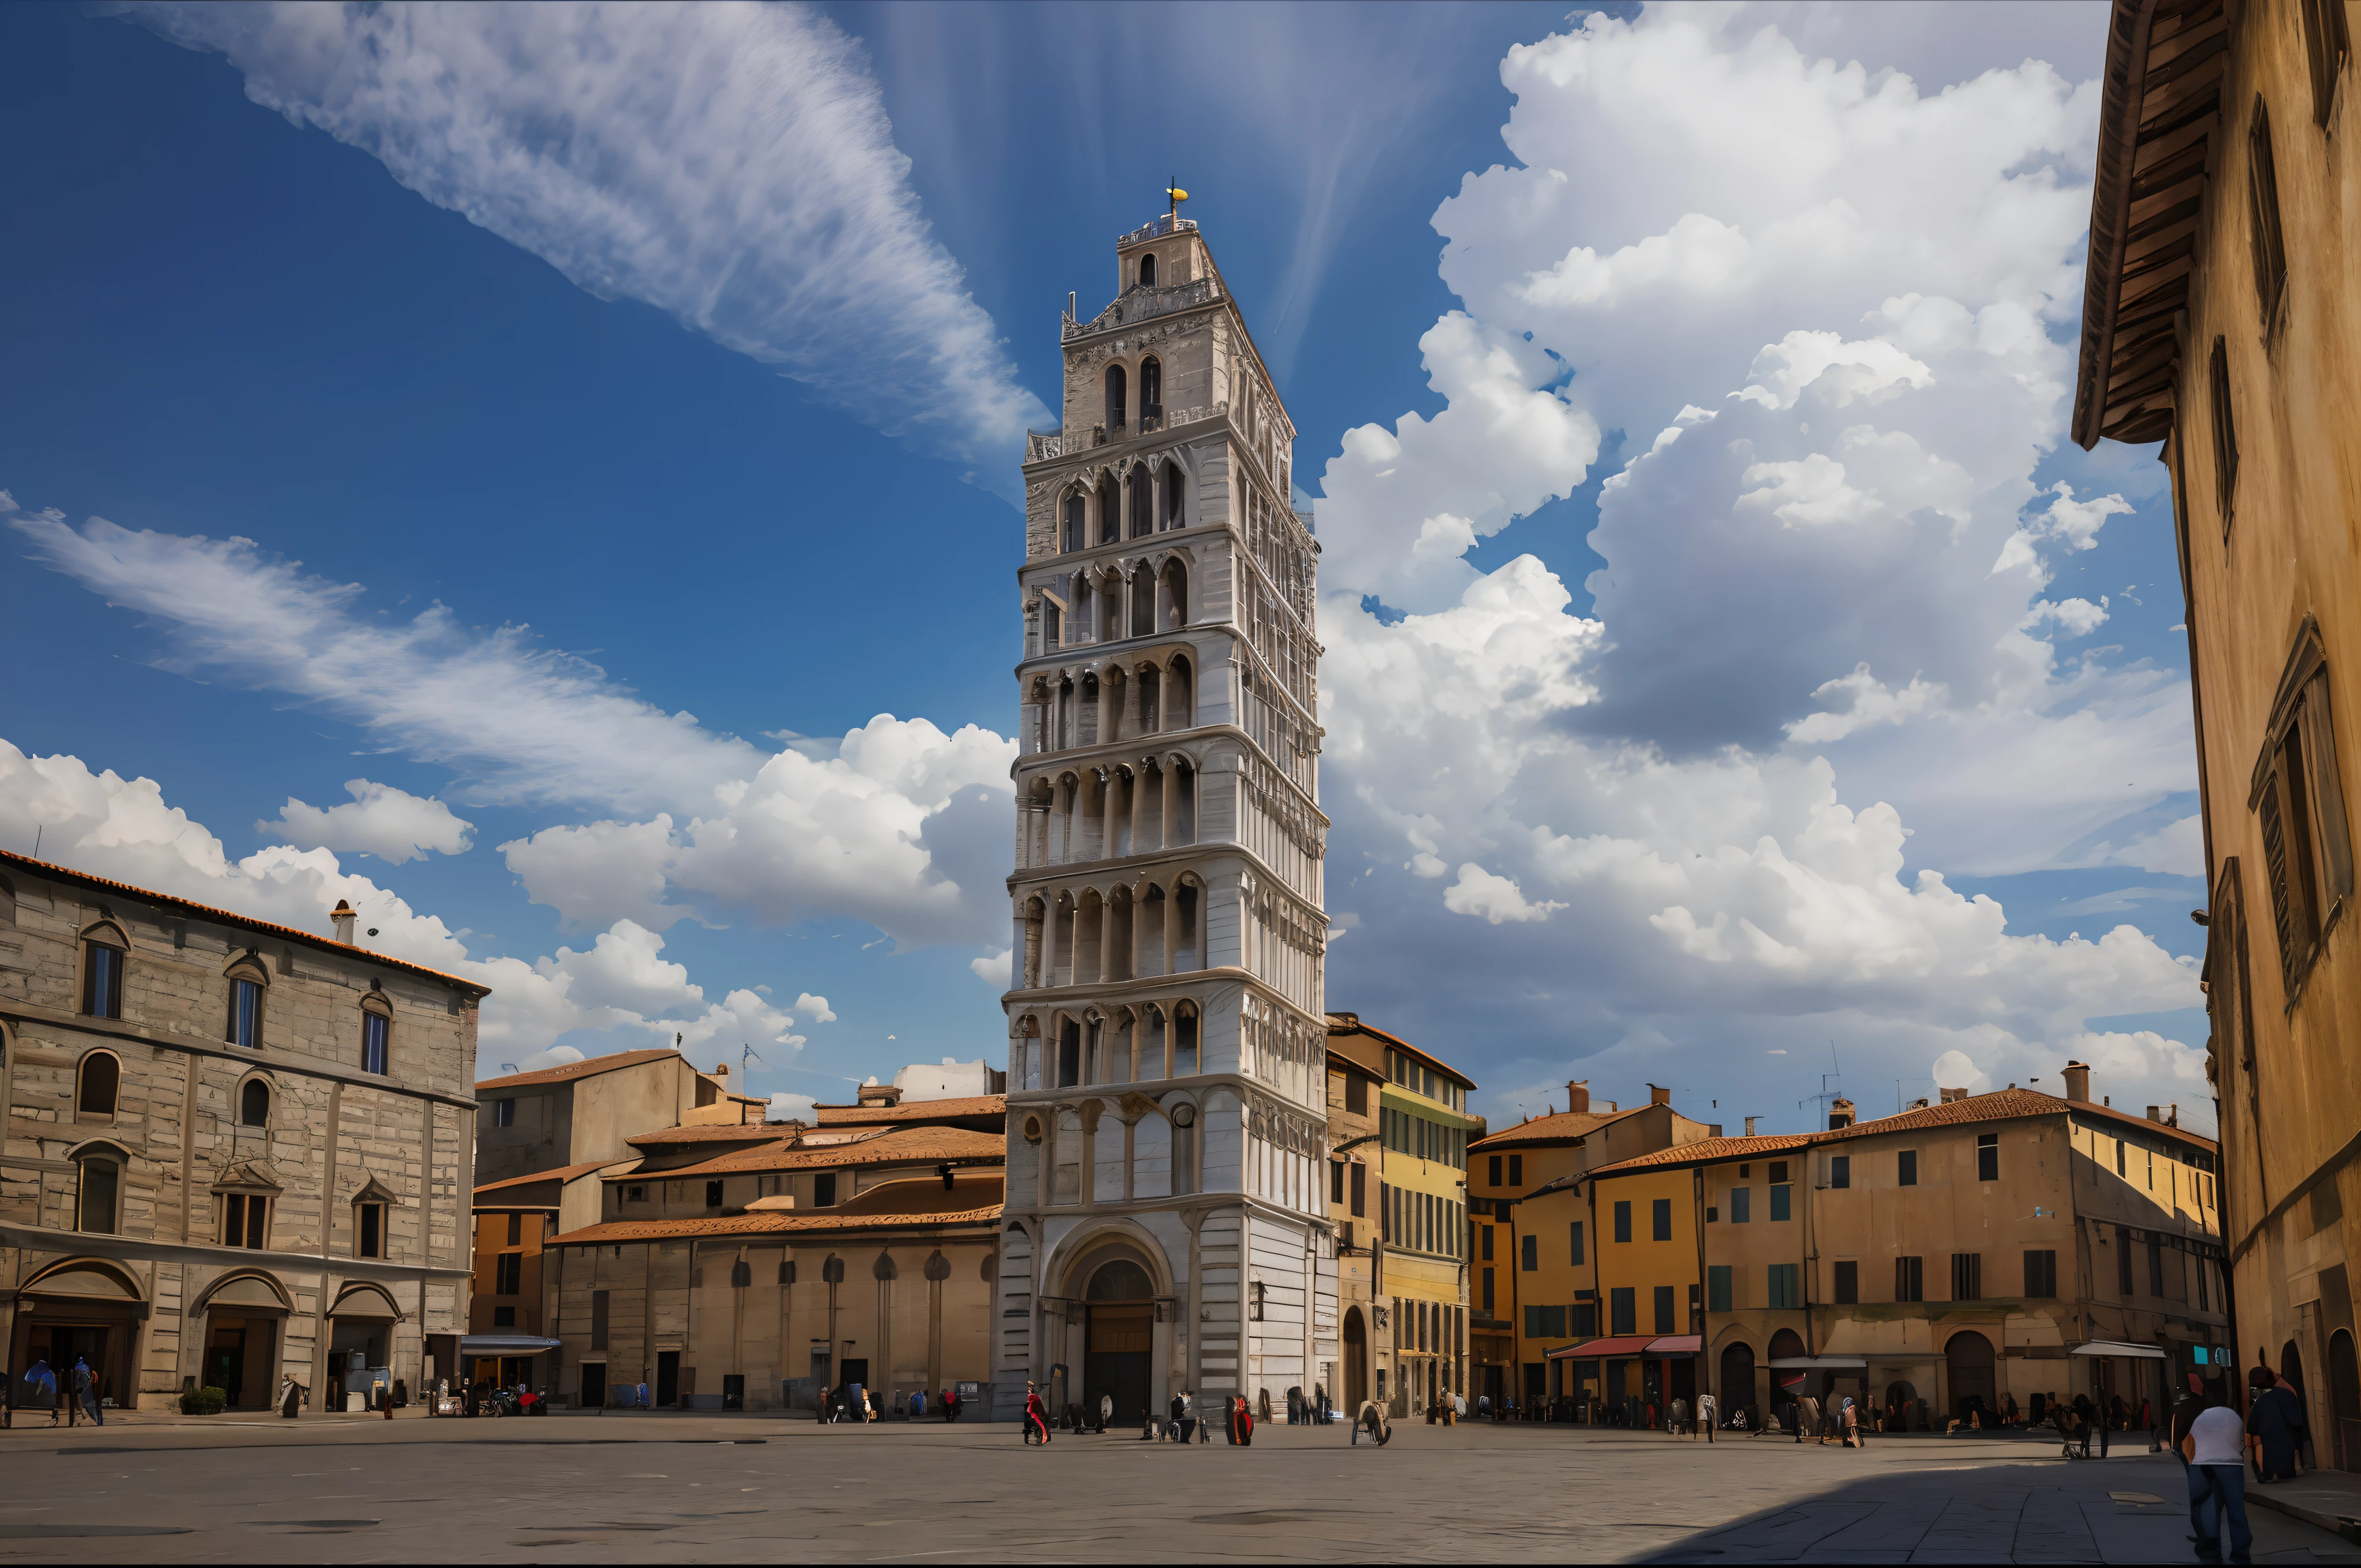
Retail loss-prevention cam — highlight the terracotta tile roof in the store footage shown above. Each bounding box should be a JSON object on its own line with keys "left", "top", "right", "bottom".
{"left": 812, "top": 1095, "right": 1006, "bottom": 1126}
{"left": 1324, "top": 1013, "right": 1473, "bottom": 1090}
{"left": 0, "top": 849, "right": 491, "bottom": 996}
{"left": 550, "top": 1198, "right": 1004, "bottom": 1247}
{"left": 1470, "top": 1104, "right": 1653, "bottom": 1151}
{"left": 1587, "top": 1087, "right": 2217, "bottom": 1175}
{"left": 1587, "top": 1132, "right": 1820, "bottom": 1175}
{"left": 624, "top": 1122, "right": 785, "bottom": 1148}
{"left": 832, "top": 1172, "right": 1005, "bottom": 1217}
{"left": 477, "top": 1048, "right": 680, "bottom": 1091}
{"left": 606, "top": 1124, "right": 1006, "bottom": 1181}
{"left": 473, "top": 1160, "right": 628, "bottom": 1195}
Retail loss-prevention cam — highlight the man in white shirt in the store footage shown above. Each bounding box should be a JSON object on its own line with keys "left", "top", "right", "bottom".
{"left": 2183, "top": 1400, "right": 2255, "bottom": 1564}
{"left": 1698, "top": 1390, "right": 1718, "bottom": 1443}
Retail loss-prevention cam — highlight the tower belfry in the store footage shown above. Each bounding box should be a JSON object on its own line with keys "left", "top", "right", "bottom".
{"left": 992, "top": 208, "right": 1333, "bottom": 1424}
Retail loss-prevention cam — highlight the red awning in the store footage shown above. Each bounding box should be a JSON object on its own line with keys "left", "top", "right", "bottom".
{"left": 1643, "top": 1335, "right": 1702, "bottom": 1355}
{"left": 1545, "top": 1336, "right": 1653, "bottom": 1360}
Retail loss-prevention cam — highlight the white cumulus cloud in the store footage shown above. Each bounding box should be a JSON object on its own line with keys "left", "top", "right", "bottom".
{"left": 259, "top": 778, "right": 473, "bottom": 865}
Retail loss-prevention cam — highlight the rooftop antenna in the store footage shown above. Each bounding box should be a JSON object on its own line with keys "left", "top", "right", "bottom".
{"left": 1797, "top": 1039, "right": 1843, "bottom": 1120}
{"left": 500, "top": 1062, "right": 519, "bottom": 1075}
{"left": 742, "top": 1043, "right": 765, "bottom": 1076}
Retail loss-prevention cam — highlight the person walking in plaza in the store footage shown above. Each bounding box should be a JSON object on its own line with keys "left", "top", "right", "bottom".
{"left": 1169, "top": 1390, "right": 1191, "bottom": 1443}
{"left": 24, "top": 1359, "right": 56, "bottom": 1428}
{"left": 1352, "top": 1397, "right": 1390, "bottom": 1446}
{"left": 2185, "top": 1396, "right": 2256, "bottom": 1563}
{"left": 1697, "top": 1388, "right": 1717, "bottom": 1443}
{"left": 1841, "top": 1396, "right": 1864, "bottom": 1449}
{"left": 2248, "top": 1366, "right": 2303, "bottom": 1482}
{"left": 71, "top": 1357, "right": 100, "bottom": 1427}
{"left": 1023, "top": 1381, "right": 1051, "bottom": 1445}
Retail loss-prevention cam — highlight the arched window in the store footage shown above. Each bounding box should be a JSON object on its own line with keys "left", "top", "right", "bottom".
{"left": 1140, "top": 356, "right": 1162, "bottom": 427}
{"left": 361, "top": 998, "right": 391, "bottom": 1075}
{"left": 1129, "top": 462, "right": 1152, "bottom": 540}
{"left": 1130, "top": 564, "right": 1155, "bottom": 638}
{"left": 1043, "top": 595, "right": 1062, "bottom": 654}
{"left": 1105, "top": 364, "right": 1127, "bottom": 434}
{"left": 1168, "top": 656, "right": 1194, "bottom": 730}
{"left": 1097, "top": 474, "right": 1119, "bottom": 546}
{"left": 76, "top": 1148, "right": 123, "bottom": 1234}
{"left": 1160, "top": 559, "right": 1190, "bottom": 629}
{"left": 240, "top": 1078, "right": 271, "bottom": 1128}
{"left": 77, "top": 1051, "right": 120, "bottom": 1119}
{"left": 730, "top": 1259, "right": 753, "bottom": 1288}
{"left": 1137, "top": 252, "right": 1156, "bottom": 288}
{"left": 1062, "top": 491, "right": 1085, "bottom": 553}
{"left": 873, "top": 1250, "right": 899, "bottom": 1281}
{"left": 225, "top": 960, "right": 266, "bottom": 1049}
{"left": 81, "top": 925, "right": 127, "bottom": 1019}
{"left": 1161, "top": 459, "right": 1185, "bottom": 530}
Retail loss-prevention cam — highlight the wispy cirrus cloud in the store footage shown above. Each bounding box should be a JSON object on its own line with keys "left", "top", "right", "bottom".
{"left": 116, "top": 0, "right": 1048, "bottom": 493}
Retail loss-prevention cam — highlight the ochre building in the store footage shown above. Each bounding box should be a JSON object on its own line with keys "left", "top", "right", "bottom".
{"left": 2073, "top": 0, "right": 2361, "bottom": 1463}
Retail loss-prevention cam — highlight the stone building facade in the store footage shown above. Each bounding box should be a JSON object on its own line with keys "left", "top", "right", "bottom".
{"left": 994, "top": 212, "right": 1336, "bottom": 1426}
{"left": 2072, "top": 0, "right": 2361, "bottom": 1459}
{"left": 0, "top": 851, "right": 484, "bottom": 1411}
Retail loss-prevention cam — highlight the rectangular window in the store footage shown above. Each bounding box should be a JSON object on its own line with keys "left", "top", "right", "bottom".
{"left": 1768, "top": 1161, "right": 1787, "bottom": 1183}
{"left": 1488, "top": 1154, "right": 1503, "bottom": 1187}
{"left": 1766, "top": 1263, "right": 1801, "bottom": 1310}
{"left": 358, "top": 1203, "right": 383, "bottom": 1259}
{"left": 1508, "top": 1154, "right": 1523, "bottom": 1187}
{"left": 1708, "top": 1265, "right": 1732, "bottom": 1313}
{"left": 1898, "top": 1149, "right": 1917, "bottom": 1186}
{"left": 494, "top": 1098, "right": 515, "bottom": 1129}
{"left": 1833, "top": 1260, "right": 1858, "bottom": 1304}
{"left": 1573, "top": 1301, "right": 1598, "bottom": 1337}
{"left": 624, "top": 1184, "right": 647, "bottom": 1205}
{"left": 1330, "top": 1160, "right": 1344, "bottom": 1205}
{"left": 82, "top": 942, "right": 124, "bottom": 1019}
{"left": 361, "top": 1011, "right": 389, "bottom": 1075}
{"left": 1523, "top": 1303, "right": 1540, "bottom": 1339}
{"left": 1345, "top": 1075, "right": 1367, "bottom": 1115}
{"left": 1521, "top": 1232, "right": 1537, "bottom": 1272}
{"left": 1570, "top": 1221, "right": 1585, "bottom": 1267}
{"left": 1613, "top": 1201, "right": 1631, "bottom": 1243}
{"left": 1351, "top": 1162, "right": 1366, "bottom": 1218}
{"left": 2117, "top": 1139, "right": 2128, "bottom": 1178}
{"left": 1482, "top": 1268, "right": 1495, "bottom": 1314}
{"left": 1651, "top": 1198, "right": 1672, "bottom": 1242}
{"left": 705, "top": 1180, "right": 724, "bottom": 1208}
{"left": 2117, "top": 1226, "right": 2136, "bottom": 1295}
{"left": 1730, "top": 1186, "right": 1751, "bottom": 1224}
{"left": 1895, "top": 1254, "right": 1924, "bottom": 1303}
{"left": 1540, "top": 1304, "right": 1566, "bottom": 1339}
{"left": 221, "top": 1190, "right": 270, "bottom": 1249}
{"left": 590, "top": 1289, "right": 610, "bottom": 1352}
{"left": 506, "top": 1212, "right": 522, "bottom": 1247}
{"left": 1480, "top": 1222, "right": 1493, "bottom": 1262}
{"left": 2148, "top": 1232, "right": 2166, "bottom": 1296}
{"left": 1976, "top": 1133, "right": 1999, "bottom": 1182}
{"left": 496, "top": 1252, "right": 522, "bottom": 1296}
{"left": 2023, "top": 1249, "right": 2057, "bottom": 1299}
{"left": 227, "top": 978, "right": 262, "bottom": 1048}
{"left": 1689, "top": 1283, "right": 1703, "bottom": 1332}
{"left": 1653, "top": 1284, "right": 1675, "bottom": 1334}
{"left": 1830, "top": 1156, "right": 1850, "bottom": 1190}
{"left": 2209, "top": 337, "right": 2238, "bottom": 529}
{"left": 2303, "top": 0, "right": 2354, "bottom": 124}
{"left": 1950, "top": 1252, "right": 1983, "bottom": 1302}
{"left": 1610, "top": 1287, "right": 1635, "bottom": 1336}
{"left": 1770, "top": 1185, "right": 1791, "bottom": 1223}
{"left": 2250, "top": 99, "right": 2290, "bottom": 324}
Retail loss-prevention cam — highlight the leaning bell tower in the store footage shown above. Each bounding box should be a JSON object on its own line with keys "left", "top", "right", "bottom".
{"left": 991, "top": 208, "right": 1334, "bottom": 1426}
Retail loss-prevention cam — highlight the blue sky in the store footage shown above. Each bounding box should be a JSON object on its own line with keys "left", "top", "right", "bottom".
{"left": 0, "top": 2, "right": 2210, "bottom": 1132}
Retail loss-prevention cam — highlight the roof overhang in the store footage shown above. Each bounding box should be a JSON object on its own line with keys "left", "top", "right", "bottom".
{"left": 2071, "top": 1340, "right": 2170, "bottom": 1359}
{"left": 2072, "top": 0, "right": 2231, "bottom": 450}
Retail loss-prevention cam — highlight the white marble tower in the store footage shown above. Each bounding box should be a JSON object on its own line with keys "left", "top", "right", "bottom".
{"left": 990, "top": 211, "right": 1335, "bottom": 1425}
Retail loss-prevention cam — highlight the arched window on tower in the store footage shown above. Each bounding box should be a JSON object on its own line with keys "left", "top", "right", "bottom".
{"left": 1160, "top": 559, "right": 1190, "bottom": 630}
{"left": 240, "top": 1078, "right": 271, "bottom": 1128}
{"left": 77, "top": 1051, "right": 120, "bottom": 1119}
{"left": 1129, "top": 462, "right": 1152, "bottom": 540}
{"left": 1140, "top": 356, "right": 1162, "bottom": 430}
{"left": 1097, "top": 475, "right": 1120, "bottom": 546}
{"left": 1138, "top": 252, "right": 1156, "bottom": 288}
{"left": 1161, "top": 459, "right": 1186, "bottom": 530}
{"left": 1062, "top": 491, "right": 1085, "bottom": 553}
{"left": 1105, "top": 364, "right": 1127, "bottom": 435}
{"left": 1130, "top": 564, "right": 1155, "bottom": 638}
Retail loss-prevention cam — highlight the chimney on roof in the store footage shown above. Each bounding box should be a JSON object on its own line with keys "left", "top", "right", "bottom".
{"left": 331, "top": 900, "right": 357, "bottom": 945}
{"left": 2147, "top": 1105, "right": 2163, "bottom": 1123}
{"left": 715, "top": 1062, "right": 729, "bottom": 1077}
{"left": 1649, "top": 1084, "right": 1670, "bottom": 1107}
{"left": 1909, "top": 1097, "right": 1929, "bottom": 1110}
{"left": 2168, "top": 1103, "right": 2179, "bottom": 1128}
{"left": 858, "top": 1082, "right": 904, "bottom": 1109}
{"left": 1828, "top": 1096, "right": 1855, "bottom": 1130}
{"left": 1745, "top": 1116, "right": 1759, "bottom": 1136}
{"left": 1568, "top": 1080, "right": 1590, "bottom": 1114}
{"left": 2062, "top": 1061, "right": 2091, "bottom": 1103}
{"left": 1940, "top": 1087, "right": 1968, "bottom": 1104}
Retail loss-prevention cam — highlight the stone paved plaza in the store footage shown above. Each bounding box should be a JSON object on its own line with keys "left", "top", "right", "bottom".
{"left": 2, "top": 1412, "right": 2357, "bottom": 1563}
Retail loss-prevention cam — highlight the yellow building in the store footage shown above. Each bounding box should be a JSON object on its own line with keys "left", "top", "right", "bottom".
{"left": 1592, "top": 1075, "right": 2225, "bottom": 1432}
{"left": 1323, "top": 1046, "right": 1387, "bottom": 1411}
{"left": 2073, "top": 0, "right": 2361, "bottom": 1460}
{"left": 1466, "top": 1083, "right": 1715, "bottom": 1412}
{"left": 1326, "top": 1014, "right": 1476, "bottom": 1417}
